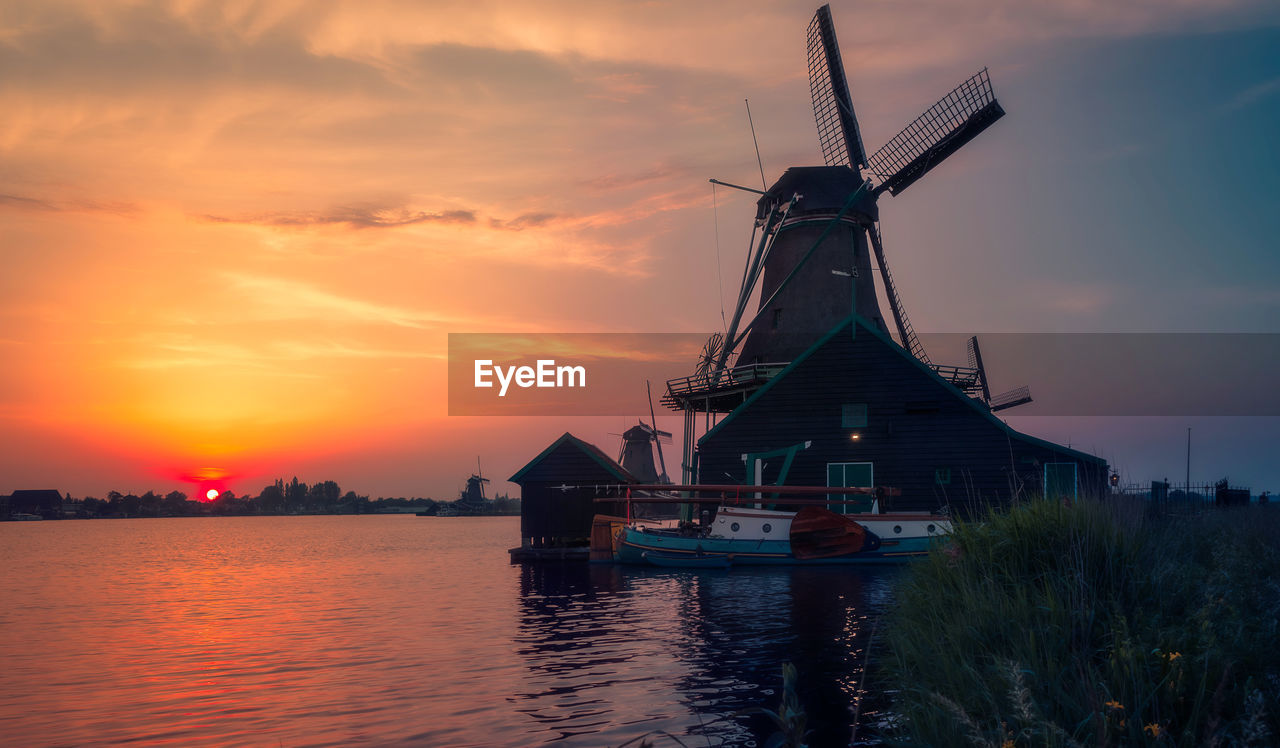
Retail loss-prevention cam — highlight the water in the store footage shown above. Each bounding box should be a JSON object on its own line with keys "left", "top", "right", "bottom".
{"left": 0, "top": 516, "right": 897, "bottom": 747}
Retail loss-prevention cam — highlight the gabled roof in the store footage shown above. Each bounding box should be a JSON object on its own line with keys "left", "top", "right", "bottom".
{"left": 700, "top": 313, "right": 1105, "bottom": 465}
{"left": 509, "top": 432, "right": 638, "bottom": 484}
{"left": 8, "top": 489, "right": 63, "bottom": 501}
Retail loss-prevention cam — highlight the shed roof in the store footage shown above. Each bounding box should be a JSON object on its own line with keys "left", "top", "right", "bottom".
{"left": 509, "top": 432, "right": 637, "bottom": 484}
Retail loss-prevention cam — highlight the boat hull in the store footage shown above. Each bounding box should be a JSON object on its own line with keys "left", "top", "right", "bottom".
{"left": 617, "top": 521, "right": 944, "bottom": 566}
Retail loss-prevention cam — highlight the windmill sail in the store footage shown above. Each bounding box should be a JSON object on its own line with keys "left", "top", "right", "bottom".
{"left": 808, "top": 4, "right": 867, "bottom": 169}
{"left": 867, "top": 223, "right": 928, "bottom": 364}
{"left": 867, "top": 68, "right": 1005, "bottom": 196}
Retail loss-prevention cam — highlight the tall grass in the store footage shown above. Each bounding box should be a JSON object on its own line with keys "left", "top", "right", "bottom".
{"left": 880, "top": 498, "right": 1280, "bottom": 746}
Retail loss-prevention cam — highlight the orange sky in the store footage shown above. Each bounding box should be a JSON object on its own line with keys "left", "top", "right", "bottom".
{"left": 3, "top": 0, "right": 1278, "bottom": 498}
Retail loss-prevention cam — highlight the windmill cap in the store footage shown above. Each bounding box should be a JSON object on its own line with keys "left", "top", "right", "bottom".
{"left": 756, "top": 166, "right": 877, "bottom": 223}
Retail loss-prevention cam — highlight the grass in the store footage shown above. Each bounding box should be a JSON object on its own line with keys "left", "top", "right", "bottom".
{"left": 879, "top": 497, "right": 1280, "bottom": 747}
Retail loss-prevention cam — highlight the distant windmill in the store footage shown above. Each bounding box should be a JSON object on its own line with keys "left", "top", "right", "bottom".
{"left": 613, "top": 381, "right": 673, "bottom": 483}
{"left": 706, "top": 4, "right": 1030, "bottom": 412}
{"left": 457, "top": 457, "right": 490, "bottom": 511}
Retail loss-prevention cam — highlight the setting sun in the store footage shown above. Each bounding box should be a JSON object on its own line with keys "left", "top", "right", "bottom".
{"left": 205, "top": 489, "right": 219, "bottom": 500}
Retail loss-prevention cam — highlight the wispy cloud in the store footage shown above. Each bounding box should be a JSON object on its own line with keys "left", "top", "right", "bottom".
{"left": 123, "top": 334, "right": 445, "bottom": 371}
{"left": 0, "top": 192, "right": 138, "bottom": 215}
{"left": 1228, "top": 75, "right": 1280, "bottom": 110}
{"left": 488, "top": 212, "right": 563, "bottom": 231}
{"left": 221, "top": 273, "right": 457, "bottom": 328}
{"left": 204, "top": 204, "right": 476, "bottom": 229}
{"left": 0, "top": 193, "right": 55, "bottom": 210}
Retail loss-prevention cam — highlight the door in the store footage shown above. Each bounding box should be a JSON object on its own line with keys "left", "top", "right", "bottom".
{"left": 1044, "top": 462, "right": 1078, "bottom": 502}
{"left": 827, "top": 462, "right": 874, "bottom": 514}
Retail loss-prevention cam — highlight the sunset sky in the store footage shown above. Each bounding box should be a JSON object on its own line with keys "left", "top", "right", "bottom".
{"left": 3, "top": 0, "right": 1279, "bottom": 500}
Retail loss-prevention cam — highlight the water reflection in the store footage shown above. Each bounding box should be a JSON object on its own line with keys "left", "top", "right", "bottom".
{"left": 2, "top": 519, "right": 898, "bottom": 747}
{"left": 513, "top": 563, "right": 899, "bottom": 747}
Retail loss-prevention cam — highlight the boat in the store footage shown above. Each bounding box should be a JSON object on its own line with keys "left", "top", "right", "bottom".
{"left": 615, "top": 503, "right": 950, "bottom": 567}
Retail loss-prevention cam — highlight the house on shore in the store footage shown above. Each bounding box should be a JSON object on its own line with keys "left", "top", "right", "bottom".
{"left": 4, "top": 489, "right": 65, "bottom": 520}
{"left": 694, "top": 315, "right": 1107, "bottom": 516}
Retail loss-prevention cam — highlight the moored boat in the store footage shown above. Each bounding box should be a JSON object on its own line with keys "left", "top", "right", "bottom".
{"left": 615, "top": 503, "right": 950, "bottom": 567}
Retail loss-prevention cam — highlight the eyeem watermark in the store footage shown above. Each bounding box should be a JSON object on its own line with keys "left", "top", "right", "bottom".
{"left": 474, "top": 359, "right": 587, "bottom": 397}
{"left": 448, "top": 332, "right": 1280, "bottom": 416}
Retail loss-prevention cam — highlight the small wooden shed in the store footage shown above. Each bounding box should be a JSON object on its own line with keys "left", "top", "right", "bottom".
{"left": 510, "top": 432, "right": 634, "bottom": 549}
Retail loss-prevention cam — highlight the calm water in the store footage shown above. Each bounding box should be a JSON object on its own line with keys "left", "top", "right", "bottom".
{"left": 0, "top": 516, "right": 897, "bottom": 747}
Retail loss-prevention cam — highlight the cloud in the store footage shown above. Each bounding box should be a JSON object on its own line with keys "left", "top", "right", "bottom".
{"left": 0, "top": 192, "right": 137, "bottom": 215}
{"left": 488, "top": 212, "right": 562, "bottom": 231}
{"left": 221, "top": 273, "right": 457, "bottom": 328}
{"left": 204, "top": 205, "right": 477, "bottom": 229}
{"left": 1227, "top": 75, "right": 1280, "bottom": 110}
{"left": 0, "top": 193, "right": 55, "bottom": 211}
{"left": 123, "top": 334, "right": 446, "bottom": 371}
{"left": 0, "top": 4, "right": 390, "bottom": 97}
{"left": 579, "top": 162, "right": 701, "bottom": 191}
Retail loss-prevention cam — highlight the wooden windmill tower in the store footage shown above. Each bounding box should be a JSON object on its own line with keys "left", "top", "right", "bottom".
{"left": 665, "top": 4, "right": 1031, "bottom": 482}
{"left": 457, "top": 457, "right": 490, "bottom": 512}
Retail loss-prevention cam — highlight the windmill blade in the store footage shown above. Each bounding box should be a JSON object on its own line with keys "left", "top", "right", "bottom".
{"left": 967, "top": 335, "right": 992, "bottom": 404}
{"left": 990, "top": 385, "right": 1033, "bottom": 412}
{"left": 646, "top": 380, "right": 670, "bottom": 483}
{"left": 635, "top": 423, "right": 673, "bottom": 441}
{"left": 867, "top": 68, "right": 1005, "bottom": 197}
{"left": 807, "top": 4, "right": 868, "bottom": 169}
{"left": 867, "top": 223, "right": 930, "bottom": 365}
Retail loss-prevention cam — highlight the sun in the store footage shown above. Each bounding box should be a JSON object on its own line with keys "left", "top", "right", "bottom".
{"left": 206, "top": 489, "right": 219, "bottom": 500}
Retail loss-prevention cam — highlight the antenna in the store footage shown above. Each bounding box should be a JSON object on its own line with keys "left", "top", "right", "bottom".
{"left": 745, "top": 98, "right": 767, "bottom": 189}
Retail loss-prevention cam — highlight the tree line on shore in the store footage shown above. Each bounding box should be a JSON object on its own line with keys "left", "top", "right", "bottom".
{"left": 58, "top": 477, "right": 520, "bottom": 519}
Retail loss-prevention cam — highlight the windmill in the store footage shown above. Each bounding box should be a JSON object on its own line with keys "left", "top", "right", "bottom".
{"left": 457, "top": 457, "right": 490, "bottom": 511}
{"left": 613, "top": 381, "right": 673, "bottom": 484}
{"left": 664, "top": 4, "right": 1030, "bottom": 480}
{"left": 710, "top": 4, "right": 1029, "bottom": 411}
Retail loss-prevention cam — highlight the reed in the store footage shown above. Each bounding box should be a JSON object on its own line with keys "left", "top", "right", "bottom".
{"left": 879, "top": 497, "right": 1280, "bottom": 746}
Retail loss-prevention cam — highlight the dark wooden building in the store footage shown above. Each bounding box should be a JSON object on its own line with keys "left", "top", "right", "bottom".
{"left": 5, "top": 489, "right": 65, "bottom": 519}
{"left": 697, "top": 315, "right": 1108, "bottom": 515}
{"left": 510, "top": 432, "right": 634, "bottom": 548}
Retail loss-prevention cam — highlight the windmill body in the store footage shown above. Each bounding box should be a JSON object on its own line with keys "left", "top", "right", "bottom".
{"left": 456, "top": 457, "right": 491, "bottom": 513}
{"left": 618, "top": 423, "right": 671, "bottom": 484}
{"left": 736, "top": 166, "right": 886, "bottom": 365}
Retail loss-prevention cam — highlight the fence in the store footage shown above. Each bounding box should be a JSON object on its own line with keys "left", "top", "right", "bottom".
{"left": 1116, "top": 481, "right": 1261, "bottom": 515}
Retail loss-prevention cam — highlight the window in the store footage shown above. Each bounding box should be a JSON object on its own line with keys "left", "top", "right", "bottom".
{"left": 827, "top": 461, "right": 874, "bottom": 514}
{"left": 772, "top": 308, "right": 783, "bottom": 329}
{"left": 841, "top": 403, "right": 867, "bottom": 428}
{"left": 935, "top": 468, "right": 951, "bottom": 485}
